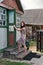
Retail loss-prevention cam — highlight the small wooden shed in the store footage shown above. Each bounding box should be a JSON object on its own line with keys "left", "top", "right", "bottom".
{"left": 22, "top": 10, "right": 43, "bottom": 39}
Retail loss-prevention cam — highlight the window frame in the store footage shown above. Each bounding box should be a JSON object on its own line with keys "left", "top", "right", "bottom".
{"left": 0, "top": 7, "right": 7, "bottom": 26}
{"left": 16, "top": 13, "right": 21, "bottom": 28}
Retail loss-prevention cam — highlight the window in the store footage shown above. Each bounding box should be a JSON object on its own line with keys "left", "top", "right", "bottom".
{"left": 0, "top": 20, "right": 2, "bottom": 25}
{"left": 1, "top": 15, "right": 3, "bottom": 19}
{"left": 9, "top": 11, "right": 14, "bottom": 23}
{"left": 3, "top": 20, "right": 5, "bottom": 25}
{"left": 16, "top": 13, "right": 21, "bottom": 27}
{"left": 0, "top": 8, "right": 7, "bottom": 26}
{"left": 0, "top": 10, "right": 2, "bottom": 13}
{"left": 3, "top": 10, "right": 6, "bottom": 14}
{"left": 1, "top": 15, "right": 6, "bottom": 20}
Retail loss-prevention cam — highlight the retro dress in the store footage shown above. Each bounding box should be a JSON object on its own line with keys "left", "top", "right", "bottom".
{"left": 17, "top": 27, "right": 26, "bottom": 45}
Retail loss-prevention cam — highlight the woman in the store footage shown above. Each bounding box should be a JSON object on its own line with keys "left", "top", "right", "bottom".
{"left": 13, "top": 21, "right": 27, "bottom": 53}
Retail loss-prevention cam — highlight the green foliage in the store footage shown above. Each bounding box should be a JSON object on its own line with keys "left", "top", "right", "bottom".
{"left": 0, "top": 60, "right": 32, "bottom": 65}
{"left": 30, "top": 40, "right": 37, "bottom": 46}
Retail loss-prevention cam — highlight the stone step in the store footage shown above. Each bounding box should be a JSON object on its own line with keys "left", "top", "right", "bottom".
{"left": 3, "top": 47, "right": 31, "bottom": 59}
{"left": 4, "top": 48, "right": 15, "bottom": 52}
{"left": 10, "top": 48, "right": 24, "bottom": 55}
{"left": 15, "top": 50, "right": 32, "bottom": 59}
{"left": 3, "top": 47, "right": 18, "bottom": 58}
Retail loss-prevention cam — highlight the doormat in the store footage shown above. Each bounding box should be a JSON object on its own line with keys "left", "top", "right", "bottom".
{"left": 23, "top": 52, "right": 41, "bottom": 61}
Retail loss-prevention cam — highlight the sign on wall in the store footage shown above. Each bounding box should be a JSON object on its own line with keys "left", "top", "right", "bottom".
{"left": 9, "top": 26, "right": 14, "bottom": 31}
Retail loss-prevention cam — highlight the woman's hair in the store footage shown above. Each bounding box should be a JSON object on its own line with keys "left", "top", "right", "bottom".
{"left": 20, "top": 21, "right": 26, "bottom": 28}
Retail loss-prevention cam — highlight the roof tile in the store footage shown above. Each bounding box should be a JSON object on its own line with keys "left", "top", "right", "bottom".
{"left": 2, "top": 0, "right": 19, "bottom": 10}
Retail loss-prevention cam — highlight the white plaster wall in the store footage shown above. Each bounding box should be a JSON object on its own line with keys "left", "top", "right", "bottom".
{"left": 0, "top": 28, "right": 7, "bottom": 49}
